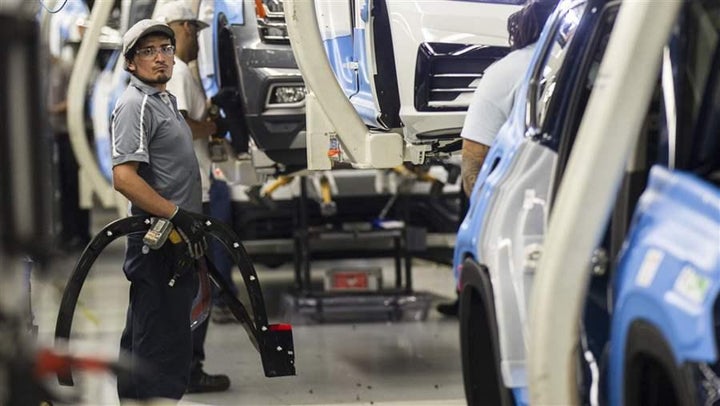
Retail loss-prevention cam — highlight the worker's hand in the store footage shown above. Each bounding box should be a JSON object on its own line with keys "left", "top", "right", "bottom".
{"left": 170, "top": 207, "right": 208, "bottom": 259}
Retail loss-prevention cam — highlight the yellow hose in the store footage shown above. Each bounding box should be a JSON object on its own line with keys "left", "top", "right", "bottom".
{"left": 262, "top": 175, "right": 294, "bottom": 197}
{"left": 319, "top": 176, "right": 332, "bottom": 204}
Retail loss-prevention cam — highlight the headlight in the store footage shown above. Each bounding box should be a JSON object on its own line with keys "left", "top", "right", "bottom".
{"left": 267, "top": 84, "right": 306, "bottom": 107}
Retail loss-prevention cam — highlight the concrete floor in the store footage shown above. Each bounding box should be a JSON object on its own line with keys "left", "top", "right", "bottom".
{"left": 30, "top": 209, "right": 463, "bottom": 406}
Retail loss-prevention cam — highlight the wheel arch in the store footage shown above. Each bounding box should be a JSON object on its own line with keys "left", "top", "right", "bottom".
{"left": 622, "top": 319, "right": 696, "bottom": 406}
{"left": 459, "top": 258, "right": 514, "bottom": 406}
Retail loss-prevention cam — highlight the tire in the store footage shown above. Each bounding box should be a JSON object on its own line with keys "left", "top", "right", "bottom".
{"left": 459, "top": 259, "right": 514, "bottom": 406}
{"left": 623, "top": 320, "right": 696, "bottom": 406}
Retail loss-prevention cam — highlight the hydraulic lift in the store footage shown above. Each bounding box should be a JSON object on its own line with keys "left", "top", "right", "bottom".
{"left": 54, "top": 214, "right": 296, "bottom": 386}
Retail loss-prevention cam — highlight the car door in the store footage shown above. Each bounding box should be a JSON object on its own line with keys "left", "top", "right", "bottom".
{"left": 471, "top": 0, "right": 618, "bottom": 390}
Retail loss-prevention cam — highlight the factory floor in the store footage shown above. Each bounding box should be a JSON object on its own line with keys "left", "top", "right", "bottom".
{"left": 30, "top": 209, "right": 463, "bottom": 406}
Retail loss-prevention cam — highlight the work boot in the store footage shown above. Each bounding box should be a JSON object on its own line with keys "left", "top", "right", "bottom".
{"left": 186, "top": 368, "right": 231, "bottom": 393}
{"left": 436, "top": 298, "right": 459, "bottom": 317}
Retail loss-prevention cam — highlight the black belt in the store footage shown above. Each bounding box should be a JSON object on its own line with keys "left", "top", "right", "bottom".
{"left": 54, "top": 214, "right": 295, "bottom": 386}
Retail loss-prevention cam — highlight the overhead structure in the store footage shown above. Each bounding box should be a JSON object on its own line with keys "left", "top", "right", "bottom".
{"left": 66, "top": 0, "right": 128, "bottom": 216}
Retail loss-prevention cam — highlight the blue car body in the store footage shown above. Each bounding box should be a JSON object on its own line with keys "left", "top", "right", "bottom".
{"left": 320, "top": 8, "right": 380, "bottom": 128}
{"left": 610, "top": 166, "right": 720, "bottom": 405}
{"left": 454, "top": 0, "right": 621, "bottom": 403}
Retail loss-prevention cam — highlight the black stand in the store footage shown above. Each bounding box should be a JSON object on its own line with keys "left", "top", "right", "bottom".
{"left": 282, "top": 177, "right": 433, "bottom": 324}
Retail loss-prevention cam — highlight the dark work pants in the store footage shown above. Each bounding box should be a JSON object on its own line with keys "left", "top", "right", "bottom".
{"left": 118, "top": 235, "right": 197, "bottom": 401}
{"left": 191, "top": 203, "right": 212, "bottom": 372}
{"left": 208, "top": 178, "right": 238, "bottom": 301}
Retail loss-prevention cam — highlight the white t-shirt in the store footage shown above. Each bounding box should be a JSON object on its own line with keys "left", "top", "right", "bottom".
{"left": 460, "top": 43, "right": 536, "bottom": 146}
{"left": 167, "top": 57, "right": 213, "bottom": 202}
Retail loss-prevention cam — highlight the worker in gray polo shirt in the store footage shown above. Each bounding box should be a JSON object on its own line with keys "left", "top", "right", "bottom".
{"left": 111, "top": 19, "right": 209, "bottom": 401}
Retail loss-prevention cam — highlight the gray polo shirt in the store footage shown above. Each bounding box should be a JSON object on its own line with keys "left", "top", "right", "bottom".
{"left": 111, "top": 75, "right": 202, "bottom": 215}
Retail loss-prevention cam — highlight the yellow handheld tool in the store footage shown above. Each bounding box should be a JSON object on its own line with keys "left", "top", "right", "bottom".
{"left": 142, "top": 218, "right": 176, "bottom": 249}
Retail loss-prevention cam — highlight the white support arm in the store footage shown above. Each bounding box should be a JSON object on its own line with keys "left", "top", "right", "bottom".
{"left": 528, "top": 1, "right": 682, "bottom": 404}
{"left": 67, "top": 0, "right": 116, "bottom": 209}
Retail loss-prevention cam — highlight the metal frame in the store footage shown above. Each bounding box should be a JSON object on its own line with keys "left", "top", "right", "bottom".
{"left": 54, "top": 214, "right": 295, "bottom": 386}
{"left": 66, "top": 0, "right": 122, "bottom": 213}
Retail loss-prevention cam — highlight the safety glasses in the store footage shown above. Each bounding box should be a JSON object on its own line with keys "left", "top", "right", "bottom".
{"left": 135, "top": 44, "right": 176, "bottom": 59}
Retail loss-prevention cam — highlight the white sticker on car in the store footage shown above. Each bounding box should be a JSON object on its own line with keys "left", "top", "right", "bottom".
{"left": 635, "top": 249, "right": 664, "bottom": 288}
{"left": 673, "top": 266, "right": 711, "bottom": 304}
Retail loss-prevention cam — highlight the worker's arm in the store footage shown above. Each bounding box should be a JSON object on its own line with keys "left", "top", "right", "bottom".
{"left": 461, "top": 139, "right": 490, "bottom": 197}
{"left": 112, "top": 162, "right": 177, "bottom": 218}
{"left": 180, "top": 110, "right": 217, "bottom": 140}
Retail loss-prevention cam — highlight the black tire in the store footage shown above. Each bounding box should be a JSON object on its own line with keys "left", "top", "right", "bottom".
{"left": 623, "top": 320, "right": 696, "bottom": 406}
{"left": 459, "top": 259, "right": 514, "bottom": 406}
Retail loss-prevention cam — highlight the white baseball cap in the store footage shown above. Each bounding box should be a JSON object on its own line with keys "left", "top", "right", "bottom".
{"left": 122, "top": 19, "right": 175, "bottom": 57}
{"left": 154, "top": 2, "right": 209, "bottom": 30}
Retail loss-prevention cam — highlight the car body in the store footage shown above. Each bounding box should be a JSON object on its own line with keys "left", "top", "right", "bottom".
{"left": 452, "top": 0, "right": 620, "bottom": 403}
{"left": 315, "top": 0, "right": 522, "bottom": 156}
{"left": 45, "top": 0, "right": 89, "bottom": 57}
{"left": 515, "top": 0, "right": 718, "bottom": 403}
{"left": 611, "top": 168, "right": 720, "bottom": 405}
{"left": 198, "top": 0, "right": 307, "bottom": 171}
{"left": 193, "top": 0, "right": 464, "bottom": 247}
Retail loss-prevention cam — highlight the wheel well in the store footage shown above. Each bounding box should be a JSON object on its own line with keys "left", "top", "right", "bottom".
{"left": 623, "top": 320, "right": 695, "bottom": 406}
{"left": 458, "top": 253, "right": 474, "bottom": 286}
{"left": 459, "top": 259, "right": 513, "bottom": 406}
{"left": 216, "top": 13, "right": 241, "bottom": 90}
{"left": 626, "top": 352, "right": 678, "bottom": 404}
